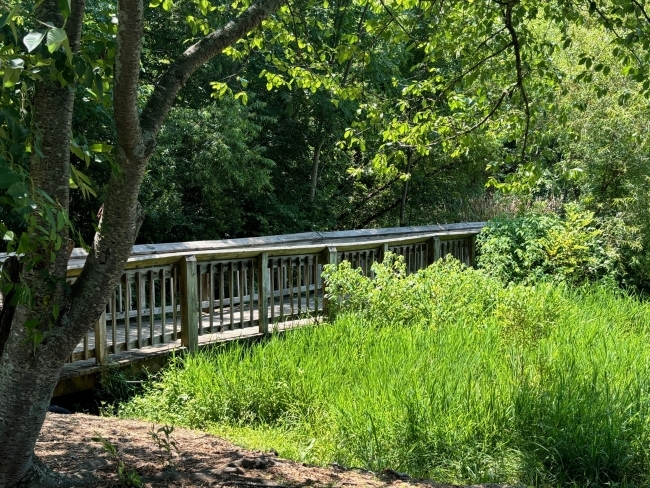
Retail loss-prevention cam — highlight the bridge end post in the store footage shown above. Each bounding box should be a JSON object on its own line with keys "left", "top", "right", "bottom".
{"left": 180, "top": 255, "right": 199, "bottom": 353}
{"left": 258, "top": 252, "right": 270, "bottom": 334}
{"left": 322, "top": 246, "right": 338, "bottom": 319}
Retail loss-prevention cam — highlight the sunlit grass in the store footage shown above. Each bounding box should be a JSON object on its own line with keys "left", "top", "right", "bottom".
{"left": 119, "top": 259, "right": 650, "bottom": 486}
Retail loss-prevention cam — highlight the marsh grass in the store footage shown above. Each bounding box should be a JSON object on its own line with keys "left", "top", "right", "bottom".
{"left": 120, "top": 258, "right": 650, "bottom": 486}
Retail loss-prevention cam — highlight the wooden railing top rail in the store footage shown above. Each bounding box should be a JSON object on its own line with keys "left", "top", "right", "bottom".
{"left": 1, "top": 222, "right": 486, "bottom": 276}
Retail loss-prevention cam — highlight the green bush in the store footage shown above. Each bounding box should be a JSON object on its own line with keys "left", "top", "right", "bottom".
{"left": 476, "top": 204, "right": 620, "bottom": 286}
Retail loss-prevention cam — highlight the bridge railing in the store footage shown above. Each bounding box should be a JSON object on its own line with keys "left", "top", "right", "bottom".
{"left": 3, "top": 223, "right": 486, "bottom": 364}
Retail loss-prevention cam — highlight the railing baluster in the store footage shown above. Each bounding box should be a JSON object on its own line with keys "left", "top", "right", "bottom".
{"left": 289, "top": 258, "right": 295, "bottom": 317}
{"left": 249, "top": 260, "right": 255, "bottom": 328}
{"left": 237, "top": 261, "right": 244, "bottom": 328}
{"left": 297, "top": 257, "right": 302, "bottom": 314}
{"left": 124, "top": 274, "right": 131, "bottom": 351}
{"left": 218, "top": 263, "right": 224, "bottom": 331}
{"left": 149, "top": 270, "right": 155, "bottom": 346}
{"left": 279, "top": 259, "right": 286, "bottom": 321}
{"left": 305, "top": 256, "right": 311, "bottom": 312}
{"left": 160, "top": 268, "right": 167, "bottom": 344}
{"left": 172, "top": 267, "right": 178, "bottom": 340}
{"left": 229, "top": 262, "right": 234, "bottom": 330}
{"left": 270, "top": 259, "right": 276, "bottom": 323}
{"left": 197, "top": 265, "right": 204, "bottom": 336}
{"left": 314, "top": 254, "right": 320, "bottom": 316}
{"left": 136, "top": 272, "right": 144, "bottom": 349}
{"left": 111, "top": 288, "right": 117, "bottom": 353}
{"left": 208, "top": 263, "right": 214, "bottom": 334}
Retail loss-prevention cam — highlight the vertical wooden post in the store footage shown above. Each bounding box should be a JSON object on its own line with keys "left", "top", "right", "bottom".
{"left": 427, "top": 236, "right": 441, "bottom": 266}
{"left": 94, "top": 309, "right": 107, "bottom": 365}
{"left": 380, "top": 243, "right": 389, "bottom": 263}
{"left": 469, "top": 235, "right": 477, "bottom": 267}
{"left": 180, "top": 255, "right": 199, "bottom": 353}
{"left": 322, "top": 246, "right": 338, "bottom": 318}
{"left": 258, "top": 252, "right": 270, "bottom": 334}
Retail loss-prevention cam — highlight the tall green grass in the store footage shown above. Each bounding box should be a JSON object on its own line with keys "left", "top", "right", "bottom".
{"left": 120, "top": 258, "right": 650, "bottom": 486}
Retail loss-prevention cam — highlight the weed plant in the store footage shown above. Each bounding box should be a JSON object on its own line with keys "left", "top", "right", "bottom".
{"left": 120, "top": 257, "right": 650, "bottom": 486}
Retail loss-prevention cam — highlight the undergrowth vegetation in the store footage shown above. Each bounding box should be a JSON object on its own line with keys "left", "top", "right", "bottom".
{"left": 120, "top": 257, "right": 650, "bottom": 486}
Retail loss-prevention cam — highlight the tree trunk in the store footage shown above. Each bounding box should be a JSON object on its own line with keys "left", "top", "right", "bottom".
{"left": 0, "top": 0, "right": 286, "bottom": 483}
{"left": 0, "top": 0, "right": 84, "bottom": 484}
{"left": 0, "top": 305, "right": 70, "bottom": 487}
{"left": 399, "top": 150, "right": 413, "bottom": 227}
{"left": 309, "top": 136, "right": 325, "bottom": 202}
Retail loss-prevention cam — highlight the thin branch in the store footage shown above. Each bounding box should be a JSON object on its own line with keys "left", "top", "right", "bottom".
{"left": 418, "top": 86, "right": 512, "bottom": 151}
{"left": 377, "top": 0, "right": 417, "bottom": 42}
{"left": 630, "top": 0, "right": 650, "bottom": 25}
{"left": 593, "top": 3, "right": 643, "bottom": 65}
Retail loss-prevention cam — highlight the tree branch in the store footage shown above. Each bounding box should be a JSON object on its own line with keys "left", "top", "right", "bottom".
{"left": 630, "top": 0, "right": 650, "bottom": 25}
{"left": 503, "top": 0, "right": 530, "bottom": 161}
{"left": 140, "top": 0, "right": 288, "bottom": 152}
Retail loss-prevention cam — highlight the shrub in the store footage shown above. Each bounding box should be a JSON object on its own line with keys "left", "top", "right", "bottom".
{"left": 476, "top": 204, "right": 620, "bottom": 285}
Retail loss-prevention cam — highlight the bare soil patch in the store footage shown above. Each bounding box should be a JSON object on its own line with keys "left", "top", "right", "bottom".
{"left": 38, "top": 413, "right": 515, "bottom": 488}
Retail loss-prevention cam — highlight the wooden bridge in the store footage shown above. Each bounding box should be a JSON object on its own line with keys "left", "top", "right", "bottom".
{"left": 4, "top": 223, "right": 486, "bottom": 396}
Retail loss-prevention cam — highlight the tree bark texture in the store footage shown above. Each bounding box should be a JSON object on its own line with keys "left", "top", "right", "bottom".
{"left": 0, "top": 0, "right": 286, "bottom": 484}
{"left": 309, "top": 134, "right": 325, "bottom": 202}
{"left": 399, "top": 150, "right": 412, "bottom": 227}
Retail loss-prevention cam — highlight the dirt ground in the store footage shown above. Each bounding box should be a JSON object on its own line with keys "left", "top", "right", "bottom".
{"left": 37, "top": 413, "right": 516, "bottom": 488}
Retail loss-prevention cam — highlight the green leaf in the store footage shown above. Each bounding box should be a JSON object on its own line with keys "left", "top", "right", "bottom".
{"left": 24, "top": 318, "right": 40, "bottom": 331}
{"left": 234, "top": 91, "right": 249, "bottom": 105}
{"left": 23, "top": 30, "right": 46, "bottom": 52}
{"left": 58, "top": 0, "right": 71, "bottom": 19}
{"left": 46, "top": 27, "right": 68, "bottom": 53}
{"left": 0, "top": 4, "right": 20, "bottom": 28}
{"left": 89, "top": 143, "right": 113, "bottom": 153}
{"left": 0, "top": 168, "right": 21, "bottom": 189}
{"left": 2, "top": 230, "right": 15, "bottom": 242}
{"left": 7, "top": 181, "right": 29, "bottom": 199}
{"left": 94, "top": 73, "right": 103, "bottom": 98}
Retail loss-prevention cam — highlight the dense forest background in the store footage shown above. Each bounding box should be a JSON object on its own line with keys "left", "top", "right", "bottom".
{"left": 3, "top": 1, "right": 650, "bottom": 289}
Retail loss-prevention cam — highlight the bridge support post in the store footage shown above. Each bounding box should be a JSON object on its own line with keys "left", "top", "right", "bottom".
{"left": 258, "top": 252, "right": 270, "bottom": 334}
{"left": 469, "top": 235, "right": 477, "bottom": 267}
{"left": 380, "top": 243, "right": 389, "bottom": 262}
{"left": 94, "top": 309, "right": 107, "bottom": 364}
{"left": 427, "top": 236, "right": 441, "bottom": 266}
{"left": 322, "top": 246, "right": 338, "bottom": 319}
{"left": 180, "top": 255, "right": 199, "bottom": 353}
